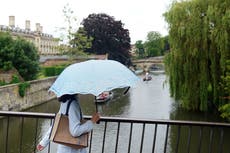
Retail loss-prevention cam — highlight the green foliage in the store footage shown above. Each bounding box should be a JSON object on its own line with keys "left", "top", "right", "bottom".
{"left": 12, "top": 38, "right": 40, "bottom": 81}
{"left": 2, "top": 61, "right": 13, "bottom": 71}
{"left": 0, "top": 32, "right": 14, "bottom": 70}
{"left": 0, "top": 74, "right": 20, "bottom": 86}
{"left": 18, "top": 82, "right": 30, "bottom": 97}
{"left": 70, "top": 27, "right": 92, "bottom": 57}
{"left": 219, "top": 104, "right": 230, "bottom": 120}
{"left": 220, "top": 60, "right": 230, "bottom": 96}
{"left": 10, "top": 75, "right": 20, "bottom": 84}
{"left": 43, "top": 66, "right": 66, "bottom": 77}
{"left": 0, "top": 80, "right": 7, "bottom": 86}
{"left": 43, "top": 67, "right": 55, "bottom": 76}
{"left": 144, "top": 39, "right": 162, "bottom": 57}
{"left": 218, "top": 60, "right": 230, "bottom": 120}
{"left": 0, "top": 32, "right": 40, "bottom": 81}
{"left": 58, "top": 4, "right": 91, "bottom": 59}
{"left": 221, "top": 75, "right": 230, "bottom": 94}
{"left": 137, "top": 31, "right": 168, "bottom": 58}
{"left": 55, "top": 66, "right": 65, "bottom": 75}
{"left": 82, "top": 13, "right": 131, "bottom": 66}
{"left": 162, "top": 36, "right": 170, "bottom": 53}
{"left": 144, "top": 31, "right": 166, "bottom": 57}
{"left": 146, "top": 31, "right": 161, "bottom": 42}
{"left": 134, "top": 40, "right": 145, "bottom": 58}
{"left": 164, "top": 0, "right": 230, "bottom": 112}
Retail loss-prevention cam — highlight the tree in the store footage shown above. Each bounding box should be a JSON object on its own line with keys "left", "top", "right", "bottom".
{"left": 59, "top": 4, "right": 93, "bottom": 58}
{"left": 0, "top": 32, "right": 40, "bottom": 81}
{"left": 164, "top": 0, "right": 230, "bottom": 112}
{"left": 219, "top": 60, "right": 230, "bottom": 120}
{"left": 59, "top": 3, "right": 78, "bottom": 45}
{"left": 12, "top": 38, "right": 40, "bottom": 80}
{"left": 162, "top": 36, "right": 170, "bottom": 53}
{"left": 144, "top": 31, "right": 163, "bottom": 57}
{"left": 69, "top": 27, "right": 93, "bottom": 56}
{"left": 81, "top": 13, "right": 131, "bottom": 66}
{"left": 146, "top": 31, "right": 162, "bottom": 42}
{"left": 134, "top": 40, "right": 145, "bottom": 58}
{"left": 0, "top": 32, "right": 15, "bottom": 70}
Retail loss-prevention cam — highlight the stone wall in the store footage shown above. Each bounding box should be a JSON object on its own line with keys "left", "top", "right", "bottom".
{"left": 0, "top": 68, "right": 24, "bottom": 83}
{"left": 0, "top": 77, "right": 57, "bottom": 111}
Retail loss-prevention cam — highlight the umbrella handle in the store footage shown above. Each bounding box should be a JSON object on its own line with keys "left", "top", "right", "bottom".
{"left": 94, "top": 96, "right": 100, "bottom": 124}
{"left": 95, "top": 96, "right": 98, "bottom": 112}
{"left": 96, "top": 103, "right": 98, "bottom": 113}
{"left": 123, "top": 87, "right": 130, "bottom": 95}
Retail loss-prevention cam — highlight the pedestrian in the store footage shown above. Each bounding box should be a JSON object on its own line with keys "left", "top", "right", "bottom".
{"left": 145, "top": 72, "right": 149, "bottom": 80}
{"left": 143, "top": 72, "right": 152, "bottom": 81}
{"left": 37, "top": 94, "right": 100, "bottom": 153}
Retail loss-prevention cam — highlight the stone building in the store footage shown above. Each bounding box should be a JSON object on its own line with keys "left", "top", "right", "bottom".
{"left": 0, "top": 16, "right": 60, "bottom": 55}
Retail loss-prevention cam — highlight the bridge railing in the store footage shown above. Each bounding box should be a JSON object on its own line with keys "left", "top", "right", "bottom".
{"left": 0, "top": 111, "right": 230, "bottom": 153}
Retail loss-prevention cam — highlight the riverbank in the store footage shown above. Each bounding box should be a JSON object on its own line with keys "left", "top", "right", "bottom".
{"left": 0, "top": 77, "right": 56, "bottom": 111}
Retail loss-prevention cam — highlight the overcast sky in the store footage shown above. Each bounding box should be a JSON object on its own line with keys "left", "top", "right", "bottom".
{"left": 0, "top": 0, "right": 172, "bottom": 44}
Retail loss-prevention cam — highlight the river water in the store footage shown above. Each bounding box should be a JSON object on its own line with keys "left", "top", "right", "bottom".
{"left": 0, "top": 74, "right": 229, "bottom": 153}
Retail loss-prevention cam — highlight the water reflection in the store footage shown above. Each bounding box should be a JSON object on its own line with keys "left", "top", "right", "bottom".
{"left": 128, "top": 75, "right": 173, "bottom": 119}
{"left": 169, "top": 125, "right": 230, "bottom": 153}
{"left": 0, "top": 117, "right": 40, "bottom": 153}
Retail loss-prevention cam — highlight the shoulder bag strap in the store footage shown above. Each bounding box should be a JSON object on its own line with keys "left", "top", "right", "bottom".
{"left": 65, "top": 100, "right": 73, "bottom": 116}
{"left": 79, "top": 106, "right": 83, "bottom": 120}
{"left": 65, "top": 100, "right": 83, "bottom": 120}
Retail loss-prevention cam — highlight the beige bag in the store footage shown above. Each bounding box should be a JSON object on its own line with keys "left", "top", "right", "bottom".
{"left": 50, "top": 113, "right": 89, "bottom": 149}
{"left": 50, "top": 99, "right": 89, "bottom": 149}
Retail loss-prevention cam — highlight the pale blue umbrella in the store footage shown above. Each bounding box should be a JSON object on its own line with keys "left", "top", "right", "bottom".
{"left": 49, "top": 60, "right": 140, "bottom": 98}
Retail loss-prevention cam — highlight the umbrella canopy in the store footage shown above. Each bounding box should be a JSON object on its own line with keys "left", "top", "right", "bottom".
{"left": 49, "top": 60, "right": 140, "bottom": 98}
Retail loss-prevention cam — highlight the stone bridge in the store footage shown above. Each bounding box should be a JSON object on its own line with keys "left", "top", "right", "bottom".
{"left": 131, "top": 56, "right": 164, "bottom": 72}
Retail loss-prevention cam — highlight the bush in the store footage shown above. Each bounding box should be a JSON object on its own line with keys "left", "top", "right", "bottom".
{"left": 2, "top": 61, "right": 13, "bottom": 71}
{"left": 219, "top": 104, "right": 230, "bottom": 121}
{"left": 10, "top": 75, "right": 20, "bottom": 84}
{"left": 0, "top": 80, "right": 7, "bottom": 86}
{"left": 44, "top": 67, "right": 56, "bottom": 76}
{"left": 55, "top": 66, "right": 65, "bottom": 75}
{"left": 0, "top": 32, "right": 40, "bottom": 81}
{"left": 18, "top": 82, "right": 30, "bottom": 97}
{"left": 43, "top": 66, "right": 65, "bottom": 77}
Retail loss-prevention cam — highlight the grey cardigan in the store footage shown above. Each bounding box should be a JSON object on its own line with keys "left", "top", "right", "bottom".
{"left": 39, "top": 99, "right": 94, "bottom": 153}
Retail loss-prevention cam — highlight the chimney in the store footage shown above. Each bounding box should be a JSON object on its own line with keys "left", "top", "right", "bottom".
{"left": 25, "top": 20, "right": 30, "bottom": 31}
{"left": 40, "top": 25, "right": 43, "bottom": 33}
{"left": 9, "top": 16, "right": 15, "bottom": 27}
{"left": 36, "top": 23, "right": 41, "bottom": 32}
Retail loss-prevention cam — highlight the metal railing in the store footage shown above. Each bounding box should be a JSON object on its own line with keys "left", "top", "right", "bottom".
{"left": 0, "top": 111, "right": 230, "bottom": 153}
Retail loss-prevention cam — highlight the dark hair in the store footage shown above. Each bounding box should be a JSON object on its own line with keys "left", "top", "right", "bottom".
{"left": 58, "top": 94, "right": 77, "bottom": 103}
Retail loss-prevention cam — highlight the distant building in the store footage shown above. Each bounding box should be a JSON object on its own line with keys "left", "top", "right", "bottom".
{"left": 130, "top": 44, "right": 137, "bottom": 56}
{"left": 0, "top": 16, "right": 60, "bottom": 55}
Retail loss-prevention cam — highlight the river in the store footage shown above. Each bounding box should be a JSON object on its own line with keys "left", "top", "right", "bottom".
{"left": 0, "top": 74, "right": 229, "bottom": 153}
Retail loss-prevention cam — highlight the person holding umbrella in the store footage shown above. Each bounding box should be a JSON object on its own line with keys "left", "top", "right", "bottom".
{"left": 37, "top": 60, "right": 140, "bottom": 153}
{"left": 37, "top": 94, "right": 100, "bottom": 153}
